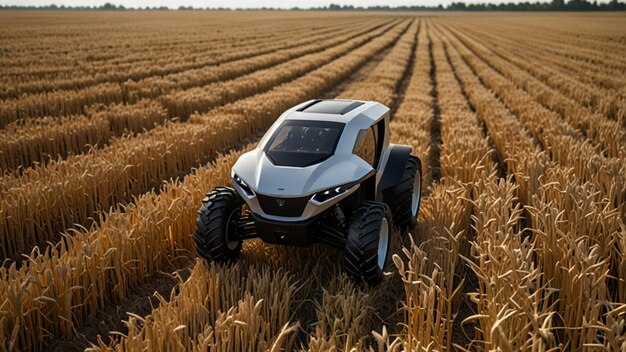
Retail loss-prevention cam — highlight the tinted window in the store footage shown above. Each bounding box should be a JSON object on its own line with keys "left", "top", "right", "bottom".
{"left": 265, "top": 120, "right": 344, "bottom": 167}
{"left": 353, "top": 127, "right": 377, "bottom": 167}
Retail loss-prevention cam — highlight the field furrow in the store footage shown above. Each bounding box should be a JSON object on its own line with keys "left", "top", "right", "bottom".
{"left": 0, "top": 101, "right": 169, "bottom": 173}
{"left": 0, "top": 19, "right": 393, "bottom": 127}
{"left": 392, "top": 21, "right": 470, "bottom": 350}
{"left": 0, "top": 17, "right": 379, "bottom": 86}
{"left": 440, "top": 24, "right": 624, "bottom": 349}
{"left": 389, "top": 21, "right": 433, "bottom": 187}
{"left": 433, "top": 27, "right": 562, "bottom": 351}
{"left": 439, "top": 24, "right": 626, "bottom": 224}
{"left": 448, "top": 22, "right": 625, "bottom": 91}
{"left": 0, "top": 19, "right": 374, "bottom": 98}
{"left": 445, "top": 23, "right": 626, "bottom": 140}
{"left": 453, "top": 20, "right": 626, "bottom": 72}
{"left": 158, "top": 20, "right": 395, "bottom": 120}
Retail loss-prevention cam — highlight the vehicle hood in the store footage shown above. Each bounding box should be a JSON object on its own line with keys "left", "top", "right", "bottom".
{"left": 232, "top": 148, "right": 372, "bottom": 197}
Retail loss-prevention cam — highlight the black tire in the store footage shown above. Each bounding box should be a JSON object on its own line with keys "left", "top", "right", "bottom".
{"left": 383, "top": 156, "right": 422, "bottom": 229}
{"left": 344, "top": 201, "right": 393, "bottom": 286}
{"left": 194, "top": 187, "right": 243, "bottom": 263}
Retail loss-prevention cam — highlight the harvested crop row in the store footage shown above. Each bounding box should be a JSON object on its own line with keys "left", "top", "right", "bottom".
{"left": 448, "top": 25, "right": 626, "bottom": 157}
{"left": 0, "top": 101, "right": 168, "bottom": 172}
{"left": 99, "top": 247, "right": 382, "bottom": 351}
{"left": 0, "top": 82, "right": 123, "bottom": 129}
{"left": 393, "top": 22, "right": 495, "bottom": 350}
{"left": 523, "top": 28, "right": 626, "bottom": 69}
{"left": 107, "top": 262, "right": 299, "bottom": 351}
{"left": 465, "top": 15, "right": 626, "bottom": 52}
{"left": 336, "top": 20, "right": 417, "bottom": 106}
{"left": 432, "top": 28, "right": 557, "bottom": 350}
{"left": 447, "top": 24, "right": 626, "bottom": 147}
{"left": 0, "top": 19, "right": 372, "bottom": 98}
{"left": 450, "top": 23, "right": 626, "bottom": 123}
{"left": 441, "top": 25, "right": 626, "bottom": 223}
{"left": 0, "top": 147, "right": 248, "bottom": 351}
{"left": 160, "top": 20, "right": 398, "bottom": 119}
{"left": 442, "top": 27, "right": 625, "bottom": 349}
{"left": 455, "top": 19, "right": 626, "bottom": 72}
{"left": 467, "top": 173, "right": 555, "bottom": 350}
{"left": 0, "top": 16, "right": 367, "bottom": 86}
{"left": 0, "top": 20, "right": 389, "bottom": 170}
{"left": 450, "top": 22, "right": 625, "bottom": 98}
{"left": 389, "top": 22, "right": 432, "bottom": 187}
{"left": 471, "top": 30, "right": 624, "bottom": 90}
{"left": 0, "top": 22, "right": 408, "bottom": 350}
{"left": 187, "top": 19, "right": 408, "bottom": 132}
{"left": 0, "top": 21, "right": 407, "bottom": 260}
{"left": 0, "top": 15, "right": 310, "bottom": 73}
{"left": 442, "top": 48, "right": 581, "bottom": 349}
{"left": 126, "top": 20, "right": 390, "bottom": 102}
{"left": 0, "top": 19, "right": 387, "bottom": 127}
{"left": 0, "top": 19, "right": 367, "bottom": 124}
{"left": 431, "top": 29, "right": 493, "bottom": 186}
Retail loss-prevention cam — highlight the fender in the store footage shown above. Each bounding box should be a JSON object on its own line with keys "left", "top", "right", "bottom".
{"left": 377, "top": 144, "right": 415, "bottom": 195}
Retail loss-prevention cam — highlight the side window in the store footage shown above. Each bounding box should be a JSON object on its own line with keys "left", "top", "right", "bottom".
{"left": 353, "top": 127, "right": 377, "bottom": 167}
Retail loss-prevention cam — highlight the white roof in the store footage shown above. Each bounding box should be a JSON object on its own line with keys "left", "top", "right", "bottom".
{"left": 283, "top": 99, "right": 389, "bottom": 124}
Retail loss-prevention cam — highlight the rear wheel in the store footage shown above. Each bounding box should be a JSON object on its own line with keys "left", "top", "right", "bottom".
{"left": 344, "top": 201, "right": 393, "bottom": 286}
{"left": 384, "top": 156, "right": 422, "bottom": 229}
{"left": 195, "top": 187, "right": 243, "bottom": 263}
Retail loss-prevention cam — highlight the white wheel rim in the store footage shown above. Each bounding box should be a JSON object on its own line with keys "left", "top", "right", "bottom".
{"left": 225, "top": 209, "right": 239, "bottom": 250}
{"left": 411, "top": 171, "right": 421, "bottom": 217}
{"left": 377, "top": 218, "right": 389, "bottom": 269}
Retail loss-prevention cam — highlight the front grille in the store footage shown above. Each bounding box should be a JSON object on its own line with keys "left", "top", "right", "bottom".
{"left": 256, "top": 193, "right": 310, "bottom": 217}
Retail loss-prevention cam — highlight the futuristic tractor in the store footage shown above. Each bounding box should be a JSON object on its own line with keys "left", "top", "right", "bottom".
{"left": 195, "top": 99, "right": 422, "bottom": 285}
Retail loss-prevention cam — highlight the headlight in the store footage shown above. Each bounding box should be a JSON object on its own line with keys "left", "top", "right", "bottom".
{"left": 312, "top": 185, "right": 347, "bottom": 203}
{"left": 233, "top": 174, "right": 254, "bottom": 196}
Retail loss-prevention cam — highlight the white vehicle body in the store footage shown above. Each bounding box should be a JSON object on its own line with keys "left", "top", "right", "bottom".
{"left": 231, "top": 99, "right": 394, "bottom": 222}
{"left": 195, "top": 99, "right": 422, "bottom": 285}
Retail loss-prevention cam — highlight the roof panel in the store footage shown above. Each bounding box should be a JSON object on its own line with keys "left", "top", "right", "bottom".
{"left": 298, "top": 100, "right": 364, "bottom": 115}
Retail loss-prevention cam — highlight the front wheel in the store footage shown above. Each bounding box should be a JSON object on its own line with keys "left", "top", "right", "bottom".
{"left": 344, "top": 201, "right": 393, "bottom": 286}
{"left": 195, "top": 187, "right": 243, "bottom": 263}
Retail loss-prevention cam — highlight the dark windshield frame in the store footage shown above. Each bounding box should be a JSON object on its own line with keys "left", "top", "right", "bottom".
{"left": 264, "top": 120, "right": 345, "bottom": 167}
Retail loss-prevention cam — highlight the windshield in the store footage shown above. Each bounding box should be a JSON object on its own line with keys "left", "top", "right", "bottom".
{"left": 264, "top": 120, "right": 345, "bottom": 167}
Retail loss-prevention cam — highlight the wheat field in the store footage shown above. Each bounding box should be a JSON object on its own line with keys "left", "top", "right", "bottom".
{"left": 0, "top": 10, "right": 625, "bottom": 351}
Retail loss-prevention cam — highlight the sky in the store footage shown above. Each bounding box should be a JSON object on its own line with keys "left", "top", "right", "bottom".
{"left": 5, "top": 0, "right": 607, "bottom": 9}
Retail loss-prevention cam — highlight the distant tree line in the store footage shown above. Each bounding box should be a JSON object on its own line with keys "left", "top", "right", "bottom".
{"left": 315, "top": 0, "right": 624, "bottom": 10}
{"left": 1, "top": 0, "right": 624, "bottom": 11}
{"left": 0, "top": 3, "right": 170, "bottom": 10}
